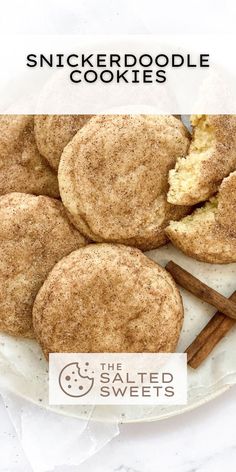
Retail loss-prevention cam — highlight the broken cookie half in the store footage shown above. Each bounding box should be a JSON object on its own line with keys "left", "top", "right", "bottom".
{"left": 165, "top": 171, "right": 236, "bottom": 264}
{"left": 168, "top": 115, "right": 236, "bottom": 205}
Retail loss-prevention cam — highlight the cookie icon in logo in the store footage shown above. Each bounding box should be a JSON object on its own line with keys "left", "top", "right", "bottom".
{"left": 59, "top": 362, "right": 94, "bottom": 397}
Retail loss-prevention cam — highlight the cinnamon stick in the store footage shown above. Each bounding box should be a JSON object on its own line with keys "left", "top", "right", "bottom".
{"left": 186, "top": 291, "right": 236, "bottom": 368}
{"left": 166, "top": 261, "right": 236, "bottom": 320}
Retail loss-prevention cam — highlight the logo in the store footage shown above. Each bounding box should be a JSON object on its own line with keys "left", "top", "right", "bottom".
{"left": 49, "top": 353, "right": 187, "bottom": 405}
{"left": 59, "top": 362, "right": 94, "bottom": 397}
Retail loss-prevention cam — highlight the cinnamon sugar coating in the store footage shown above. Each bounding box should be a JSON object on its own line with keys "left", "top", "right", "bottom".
{"left": 0, "top": 193, "right": 87, "bottom": 338}
{"left": 34, "top": 115, "right": 92, "bottom": 171}
{"left": 58, "top": 115, "right": 190, "bottom": 251}
{"left": 168, "top": 115, "right": 236, "bottom": 205}
{"left": 166, "top": 171, "right": 236, "bottom": 263}
{"left": 217, "top": 171, "right": 236, "bottom": 236}
{"left": 0, "top": 115, "right": 59, "bottom": 197}
{"left": 33, "top": 244, "right": 184, "bottom": 358}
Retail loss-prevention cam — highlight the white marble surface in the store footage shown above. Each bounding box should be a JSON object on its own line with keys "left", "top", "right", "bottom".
{"left": 1, "top": 386, "right": 236, "bottom": 472}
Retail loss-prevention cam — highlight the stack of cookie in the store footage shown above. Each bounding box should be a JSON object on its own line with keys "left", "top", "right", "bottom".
{"left": 1, "top": 114, "right": 235, "bottom": 357}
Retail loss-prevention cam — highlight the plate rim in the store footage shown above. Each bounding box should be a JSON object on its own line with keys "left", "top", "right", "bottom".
{"left": 1, "top": 380, "right": 233, "bottom": 424}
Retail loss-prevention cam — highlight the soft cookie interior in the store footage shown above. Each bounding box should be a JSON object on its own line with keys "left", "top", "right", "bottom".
{"left": 167, "top": 115, "right": 236, "bottom": 205}
{"left": 165, "top": 193, "right": 236, "bottom": 264}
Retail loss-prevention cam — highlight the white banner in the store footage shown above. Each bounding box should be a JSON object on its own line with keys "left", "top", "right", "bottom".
{"left": 1, "top": 34, "right": 236, "bottom": 114}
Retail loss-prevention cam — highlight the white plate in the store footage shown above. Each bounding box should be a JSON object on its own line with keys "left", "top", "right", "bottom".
{"left": 0, "top": 244, "right": 236, "bottom": 423}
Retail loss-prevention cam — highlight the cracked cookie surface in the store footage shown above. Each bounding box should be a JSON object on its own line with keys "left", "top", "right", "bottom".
{"left": 58, "top": 115, "right": 190, "bottom": 250}
{"left": 34, "top": 115, "right": 92, "bottom": 171}
{"left": 0, "top": 193, "right": 87, "bottom": 338}
{"left": 166, "top": 171, "right": 236, "bottom": 263}
{"left": 33, "top": 243, "right": 184, "bottom": 358}
{"left": 0, "top": 115, "right": 59, "bottom": 197}
{"left": 168, "top": 115, "right": 236, "bottom": 205}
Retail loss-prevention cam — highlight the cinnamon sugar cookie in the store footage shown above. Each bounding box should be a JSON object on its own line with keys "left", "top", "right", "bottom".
{"left": 166, "top": 171, "right": 236, "bottom": 263}
{"left": 34, "top": 115, "right": 91, "bottom": 171}
{"left": 58, "top": 115, "right": 190, "bottom": 251}
{"left": 168, "top": 115, "right": 236, "bottom": 205}
{"left": 217, "top": 170, "right": 236, "bottom": 236}
{"left": 0, "top": 193, "right": 87, "bottom": 338}
{"left": 0, "top": 115, "right": 59, "bottom": 197}
{"left": 33, "top": 244, "right": 184, "bottom": 358}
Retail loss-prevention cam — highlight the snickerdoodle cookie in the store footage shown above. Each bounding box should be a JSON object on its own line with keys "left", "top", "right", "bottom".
{"left": 166, "top": 171, "right": 236, "bottom": 263}
{"left": 34, "top": 115, "right": 91, "bottom": 171}
{"left": 168, "top": 115, "right": 236, "bottom": 205}
{"left": 217, "top": 170, "right": 236, "bottom": 236}
{"left": 0, "top": 115, "right": 59, "bottom": 197}
{"left": 0, "top": 193, "right": 87, "bottom": 338}
{"left": 33, "top": 244, "right": 184, "bottom": 358}
{"left": 58, "top": 115, "right": 190, "bottom": 251}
